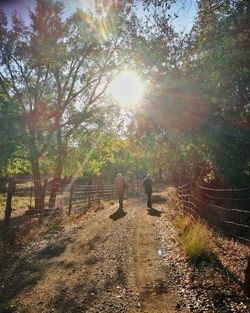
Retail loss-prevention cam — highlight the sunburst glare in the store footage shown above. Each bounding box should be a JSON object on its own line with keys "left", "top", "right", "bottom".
{"left": 110, "top": 71, "right": 144, "bottom": 106}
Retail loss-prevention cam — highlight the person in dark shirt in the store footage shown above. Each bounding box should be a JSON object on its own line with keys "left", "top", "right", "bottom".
{"left": 142, "top": 173, "right": 153, "bottom": 209}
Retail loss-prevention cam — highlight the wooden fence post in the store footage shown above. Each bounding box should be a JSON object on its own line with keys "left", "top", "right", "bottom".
{"left": 30, "top": 178, "right": 33, "bottom": 208}
{"left": 68, "top": 184, "right": 74, "bottom": 215}
{"left": 4, "top": 178, "right": 15, "bottom": 230}
{"left": 42, "top": 179, "right": 48, "bottom": 210}
{"left": 39, "top": 178, "right": 47, "bottom": 223}
{"left": 245, "top": 256, "right": 250, "bottom": 296}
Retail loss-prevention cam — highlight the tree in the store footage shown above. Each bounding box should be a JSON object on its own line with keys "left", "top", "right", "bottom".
{"left": 0, "top": 0, "right": 129, "bottom": 211}
{"left": 183, "top": 0, "right": 250, "bottom": 185}
{"left": 136, "top": 0, "right": 250, "bottom": 187}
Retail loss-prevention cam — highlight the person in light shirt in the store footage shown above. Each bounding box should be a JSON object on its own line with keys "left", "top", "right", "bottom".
{"left": 114, "top": 173, "right": 127, "bottom": 209}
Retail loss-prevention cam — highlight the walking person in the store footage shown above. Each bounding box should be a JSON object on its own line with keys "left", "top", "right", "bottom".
{"left": 142, "top": 173, "right": 153, "bottom": 209}
{"left": 114, "top": 173, "right": 127, "bottom": 209}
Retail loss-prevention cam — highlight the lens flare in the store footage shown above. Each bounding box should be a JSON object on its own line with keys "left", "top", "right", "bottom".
{"left": 157, "top": 248, "right": 163, "bottom": 257}
{"left": 110, "top": 71, "right": 144, "bottom": 106}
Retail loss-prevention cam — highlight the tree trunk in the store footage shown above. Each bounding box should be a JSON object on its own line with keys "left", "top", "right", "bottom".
{"left": 48, "top": 161, "right": 63, "bottom": 208}
{"left": 48, "top": 128, "right": 64, "bottom": 208}
{"left": 31, "top": 158, "right": 43, "bottom": 211}
{"left": 68, "top": 184, "right": 74, "bottom": 215}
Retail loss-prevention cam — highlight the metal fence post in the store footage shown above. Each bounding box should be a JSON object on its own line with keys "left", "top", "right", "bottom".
{"left": 39, "top": 178, "right": 47, "bottom": 223}
{"left": 101, "top": 182, "right": 104, "bottom": 200}
{"left": 97, "top": 185, "right": 99, "bottom": 203}
{"left": 88, "top": 186, "right": 91, "bottom": 208}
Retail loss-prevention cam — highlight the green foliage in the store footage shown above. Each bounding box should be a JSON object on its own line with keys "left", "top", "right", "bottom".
{"left": 0, "top": 93, "right": 28, "bottom": 175}
{"left": 62, "top": 127, "right": 155, "bottom": 181}
{"left": 0, "top": 0, "right": 135, "bottom": 180}
{"left": 184, "top": 0, "right": 250, "bottom": 186}
{"left": 189, "top": 0, "right": 250, "bottom": 128}
{"left": 202, "top": 117, "right": 250, "bottom": 186}
{"left": 0, "top": 0, "right": 249, "bottom": 190}
{"left": 3, "top": 158, "right": 31, "bottom": 176}
{"left": 138, "top": 0, "right": 250, "bottom": 187}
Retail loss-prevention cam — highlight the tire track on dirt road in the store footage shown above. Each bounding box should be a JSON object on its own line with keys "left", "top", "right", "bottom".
{"left": 128, "top": 203, "right": 185, "bottom": 313}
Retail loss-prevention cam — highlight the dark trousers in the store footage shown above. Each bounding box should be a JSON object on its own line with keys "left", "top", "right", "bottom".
{"left": 118, "top": 192, "right": 124, "bottom": 208}
{"left": 146, "top": 191, "right": 152, "bottom": 208}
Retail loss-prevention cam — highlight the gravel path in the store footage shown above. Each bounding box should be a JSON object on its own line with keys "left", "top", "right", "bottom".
{"left": 1, "top": 196, "right": 186, "bottom": 313}
{"left": 2, "top": 193, "right": 249, "bottom": 313}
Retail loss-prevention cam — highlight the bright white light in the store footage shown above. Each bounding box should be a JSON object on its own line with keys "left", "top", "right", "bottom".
{"left": 110, "top": 71, "right": 143, "bottom": 106}
{"left": 157, "top": 248, "right": 163, "bottom": 257}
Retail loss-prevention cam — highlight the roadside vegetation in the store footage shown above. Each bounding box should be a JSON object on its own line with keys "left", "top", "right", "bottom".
{"left": 166, "top": 186, "right": 214, "bottom": 266}
{"left": 173, "top": 215, "right": 214, "bottom": 266}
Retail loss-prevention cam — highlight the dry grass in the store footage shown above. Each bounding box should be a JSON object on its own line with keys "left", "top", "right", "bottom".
{"left": 165, "top": 186, "right": 214, "bottom": 265}
{"left": 0, "top": 185, "right": 34, "bottom": 220}
{"left": 174, "top": 215, "right": 214, "bottom": 265}
{"left": 165, "top": 186, "right": 182, "bottom": 212}
{"left": 0, "top": 195, "right": 109, "bottom": 268}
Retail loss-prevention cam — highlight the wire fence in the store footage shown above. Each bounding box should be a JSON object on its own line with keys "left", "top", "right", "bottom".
{"left": 177, "top": 182, "right": 250, "bottom": 243}
{"left": 0, "top": 178, "right": 142, "bottom": 228}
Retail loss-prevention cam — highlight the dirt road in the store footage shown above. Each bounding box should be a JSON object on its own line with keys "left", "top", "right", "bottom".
{"left": 1, "top": 196, "right": 186, "bottom": 313}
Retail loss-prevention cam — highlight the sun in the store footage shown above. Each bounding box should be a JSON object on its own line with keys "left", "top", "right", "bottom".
{"left": 110, "top": 71, "right": 143, "bottom": 106}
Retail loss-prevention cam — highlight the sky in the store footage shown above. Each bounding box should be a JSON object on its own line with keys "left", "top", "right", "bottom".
{"left": 0, "top": 0, "right": 197, "bottom": 33}
{"left": 171, "top": 0, "right": 197, "bottom": 33}
{"left": 0, "top": 0, "right": 93, "bottom": 19}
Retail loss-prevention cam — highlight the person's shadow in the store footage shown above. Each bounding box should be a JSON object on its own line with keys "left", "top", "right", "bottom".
{"left": 109, "top": 207, "right": 127, "bottom": 221}
{"left": 147, "top": 207, "right": 162, "bottom": 217}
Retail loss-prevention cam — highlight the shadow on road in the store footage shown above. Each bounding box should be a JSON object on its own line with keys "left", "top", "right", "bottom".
{"left": 147, "top": 207, "right": 162, "bottom": 217}
{"left": 109, "top": 207, "right": 127, "bottom": 221}
{"left": 37, "top": 237, "right": 71, "bottom": 260}
{"left": 151, "top": 194, "right": 167, "bottom": 204}
{"left": 0, "top": 236, "right": 73, "bottom": 311}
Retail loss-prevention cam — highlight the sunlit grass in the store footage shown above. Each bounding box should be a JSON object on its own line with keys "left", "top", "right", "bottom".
{"left": 0, "top": 195, "right": 32, "bottom": 220}
{"left": 165, "top": 186, "right": 214, "bottom": 265}
{"left": 174, "top": 215, "right": 214, "bottom": 266}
